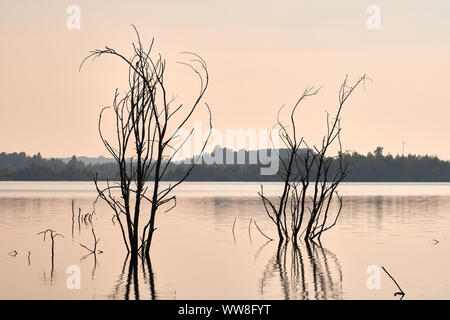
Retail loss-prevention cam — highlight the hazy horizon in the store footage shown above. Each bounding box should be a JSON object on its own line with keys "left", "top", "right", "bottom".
{"left": 1, "top": 143, "right": 447, "bottom": 162}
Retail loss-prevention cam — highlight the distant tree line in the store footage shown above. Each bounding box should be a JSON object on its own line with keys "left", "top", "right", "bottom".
{"left": 1, "top": 147, "right": 450, "bottom": 182}
{"left": 0, "top": 153, "right": 117, "bottom": 180}
{"left": 341, "top": 147, "right": 450, "bottom": 182}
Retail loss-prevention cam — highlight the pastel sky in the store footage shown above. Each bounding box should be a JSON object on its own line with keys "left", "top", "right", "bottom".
{"left": 1, "top": 0, "right": 450, "bottom": 158}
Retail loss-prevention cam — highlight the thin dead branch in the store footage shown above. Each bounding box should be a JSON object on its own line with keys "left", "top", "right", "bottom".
{"left": 382, "top": 266, "right": 405, "bottom": 300}
{"left": 80, "top": 228, "right": 101, "bottom": 255}
{"left": 253, "top": 220, "right": 273, "bottom": 241}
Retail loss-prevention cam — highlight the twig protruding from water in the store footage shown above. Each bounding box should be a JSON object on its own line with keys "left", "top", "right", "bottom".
{"left": 37, "top": 229, "right": 64, "bottom": 281}
{"left": 382, "top": 266, "right": 405, "bottom": 300}
{"left": 253, "top": 220, "right": 273, "bottom": 241}
{"left": 8, "top": 250, "right": 17, "bottom": 257}
{"left": 80, "top": 228, "right": 101, "bottom": 254}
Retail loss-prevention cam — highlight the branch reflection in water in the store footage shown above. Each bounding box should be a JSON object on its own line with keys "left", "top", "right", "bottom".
{"left": 259, "top": 242, "right": 342, "bottom": 300}
{"left": 110, "top": 254, "right": 157, "bottom": 300}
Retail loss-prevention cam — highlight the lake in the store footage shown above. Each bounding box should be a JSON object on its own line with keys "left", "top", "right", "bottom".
{"left": 1, "top": 181, "right": 450, "bottom": 300}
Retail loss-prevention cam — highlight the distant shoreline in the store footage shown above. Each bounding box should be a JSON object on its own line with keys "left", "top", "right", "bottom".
{"left": 2, "top": 149, "right": 450, "bottom": 182}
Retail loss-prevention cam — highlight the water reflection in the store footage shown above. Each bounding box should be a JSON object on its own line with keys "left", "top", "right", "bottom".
{"left": 2, "top": 182, "right": 450, "bottom": 299}
{"left": 260, "top": 242, "right": 343, "bottom": 300}
{"left": 80, "top": 251, "right": 98, "bottom": 279}
{"left": 110, "top": 254, "right": 157, "bottom": 300}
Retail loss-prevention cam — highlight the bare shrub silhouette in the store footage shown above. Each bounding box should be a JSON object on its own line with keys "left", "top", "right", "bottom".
{"left": 81, "top": 26, "right": 211, "bottom": 259}
{"left": 259, "top": 75, "right": 367, "bottom": 244}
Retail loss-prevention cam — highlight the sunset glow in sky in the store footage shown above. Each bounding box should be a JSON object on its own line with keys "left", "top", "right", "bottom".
{"left": 1, "top": 0, "right": 450, "bottom": 158}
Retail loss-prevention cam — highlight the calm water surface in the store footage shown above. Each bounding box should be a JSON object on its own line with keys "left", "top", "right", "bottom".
{"left": 1, "top": 181, "right": 450, "bottom": 300}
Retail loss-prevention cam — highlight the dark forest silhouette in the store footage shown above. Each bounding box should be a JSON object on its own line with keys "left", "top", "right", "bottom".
{"left": 2, "top": 147, "right": 450, "bottom": 182}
